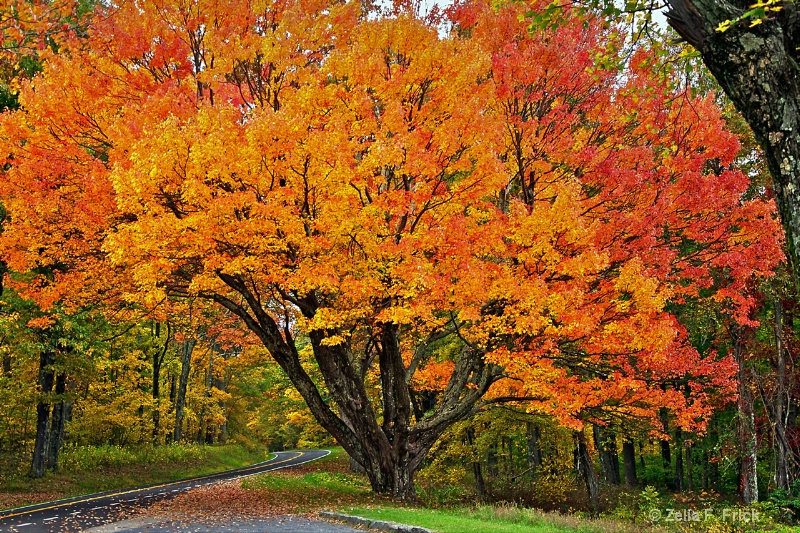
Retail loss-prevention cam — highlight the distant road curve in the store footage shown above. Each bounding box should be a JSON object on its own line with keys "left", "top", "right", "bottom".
{"left": 0, "top": 449, "right": 330, "bottom": 533}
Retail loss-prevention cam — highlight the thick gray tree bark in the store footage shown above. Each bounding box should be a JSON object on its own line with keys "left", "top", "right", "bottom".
{"left": 666, "top": 0, "right": 800, "bottom": 277}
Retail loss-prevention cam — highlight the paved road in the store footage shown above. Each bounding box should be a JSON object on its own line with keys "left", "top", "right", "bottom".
{"left": 83, "top": 516, "right": 362, "bottom": 532}
{"left": 0, "top": 450, "right": 352, "bottom": 533}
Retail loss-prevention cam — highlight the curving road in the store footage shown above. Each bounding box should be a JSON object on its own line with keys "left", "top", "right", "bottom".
{"left": 0, "top": 449, "right": 333, "bottom": 533}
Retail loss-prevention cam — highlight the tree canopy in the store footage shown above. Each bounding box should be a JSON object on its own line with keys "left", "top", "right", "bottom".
{"left": 0, "top": 0, "right": 784, "bottom": 500}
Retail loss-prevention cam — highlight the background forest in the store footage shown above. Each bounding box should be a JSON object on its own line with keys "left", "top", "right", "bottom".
{"left": 1, "top": 0, "right": 799, "bottom": 528}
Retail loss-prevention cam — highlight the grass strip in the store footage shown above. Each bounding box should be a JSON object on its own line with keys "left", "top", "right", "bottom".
{"left": 341, "top": 506, "right": 566, "bottom": 533}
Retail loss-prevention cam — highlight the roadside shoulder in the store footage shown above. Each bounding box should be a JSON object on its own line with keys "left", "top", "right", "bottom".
{"left": 319, "top": 511, "right": 433, "bottom": 533}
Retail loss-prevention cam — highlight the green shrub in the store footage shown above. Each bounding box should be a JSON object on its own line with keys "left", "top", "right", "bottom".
{"left": 59, "top": 442, "right": 215, "bottom": 473}
{"left": 60, "top": 444, "right": 137, "bottom": 471}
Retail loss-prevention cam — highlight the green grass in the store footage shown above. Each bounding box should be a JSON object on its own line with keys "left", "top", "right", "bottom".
{"left": 248, "top": 470, "right": 370, "bottom": 495}
{"left": 0, "top": 443, "right": 271, "bottom": 511}
{"left": 242, "top": 447, "right": 375, "bottom": 512}
{"left": 342, "top": 506, "right": 567, "bottom": 533}
{"left": 244, "top": 446, "right": 369, "bottom": 496}
{"left": 342, "top": 505, "right": 684, "bottom": 533}
{"left": 239, "top": 448, "right": 639, "bottom": 531}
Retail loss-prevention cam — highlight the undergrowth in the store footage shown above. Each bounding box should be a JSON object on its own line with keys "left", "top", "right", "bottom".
{"left": 0, "top": 443, "right": 269, "bottom": 511}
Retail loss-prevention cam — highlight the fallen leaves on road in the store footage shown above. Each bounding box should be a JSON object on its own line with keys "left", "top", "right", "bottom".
{"left": 136, "top": 452, "right": 382, "bottom": 526}
{"left": 0, "top": 490, "right": 66, "bottom": 510}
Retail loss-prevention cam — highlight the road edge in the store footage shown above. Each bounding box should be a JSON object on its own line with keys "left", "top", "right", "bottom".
{"left": 319, "top": 511, "right": 433, "bottom": 533}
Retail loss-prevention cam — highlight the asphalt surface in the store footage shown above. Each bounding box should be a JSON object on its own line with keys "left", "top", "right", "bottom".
{"left": 0, "top": 450, "right": 356, "bottom": 533}
{"left": 83, "top": 516, "right": 362, "bottom": 532}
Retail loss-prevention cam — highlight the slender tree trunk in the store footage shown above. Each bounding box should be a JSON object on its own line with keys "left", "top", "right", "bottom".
{"left": 46, "top": 373, "right": 68, "bottom": 472}
{"left": 708, "top": 419, "right": 720, "bottom": 489}
{"left": 166, "top": 372, "right": 177, "bottom": 444}
{"left": 593, "top": 425, "right": 620, "bottom": 485}
{"left": 609, "top": 436, "right": 620, "bottom": 485}
{"left": 173, "top": 338, "right": 195, "bottom": 443}
{"left": 527, "top": 423, "right": 543, "bottom": 465}
{"left": 30, "top": 350, "right": 55, "bottom": 478}
{"left": 623, "top": 439, "right": 638, "bottom": 487}
{"left": 488, "top": 442, "right": 499, "bottom": 478}
{"left": 639, "top": 441, "right": 645, "bottom": 472}
{"left": 774, "top": 297, "right": 791, "bottom": 491}
{"left": 213, "top": 349, "right": 231, "bottom": 444}
{"left": 213, "top": 371, "right": 228, "bottom": 444}
{"left": 466, "top": 428, "right": 485, "bottom": 502}
{"left": 527, "top": 422, "right": 542, "bottom": 483}
{"left": 685, "top": 440, "right": 693, "bottom": 492}
{"left": 203, "top": 346, "right": 215, "bottom": 444}
{"left": 593, "top": 424, "right": 610, "bottom": 483}
{"left": 731, "top": 324, "right": 758, "bottom": 504}
{"left": 169, "top": 372, "right": 177, "bottom": 403}
{"left": 575, "top": 430, "right": 600, "bottom": 513}
{"left": 504, "top": 436, "right": 515, "bottom": 477}
{"left": 675, "top": 426, "right": 685, "bottom": 492}
{"left": 152, "top": 323, "right": 170, "bottom": 444}
{"left": 659, "top": 408, "right": 673, "bottom": 489}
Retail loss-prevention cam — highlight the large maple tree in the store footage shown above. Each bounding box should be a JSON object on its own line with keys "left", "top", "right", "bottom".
{"left": 0, "top": 0, "right": 783, "bottom": 499}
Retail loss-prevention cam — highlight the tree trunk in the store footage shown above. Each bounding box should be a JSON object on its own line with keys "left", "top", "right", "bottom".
{"left": 731, "top": 323, "right": 758, "bottom": 504}
{"left": 203, "top": 344, "right": 216, "bottom": 444}
{"left": 774, "top": 297, "right": 791, "bottom": 491}
{"left": 685, "top": 440, "right": 693, "bottom": 492}
{"left": 527, "top": 422, "right": 543, "bottom": 477}
{"left": 593, "top": 424, "right": 620, "bottom": 485}
{"left": 623, "top": 439, "right": 638, "bottom": 487}
{"left": 30, "top": 349, "right": 55, "bottom": 478}
{"left": 575, "top": 430, "right": 600, "bottom": 513}
{"left": 213, "top": 372, "right": 228, "bottom": 444}
{"left": 488, "top": 442, "right": 499, "bottom": 478}
{"left": 173, "top": 338, "right": 195, "bottom": 443}
{"left": 46, "top": 373, "right": 69, "bottom": 472}
{"left": 152, "top": 322, "right": 170, "bottom": 444}
{"left": 659, "top": 408, "right": 673, "bottom": 489}
{"left": 213, "top": 347, "right": 231, "bottom": 444}
{"left": 466, "top": 428, "right": 485, "bottom": 502}
{"left": 665, "top": 0, "right": 800, "bottom": 281}
{"left": 675, "top": 426, "right": 685, "bottom": 492}
{"left": 609, "top": 437, "right": 620, "bottom": 485}
{"left": 707, "top": 418, "right": 720, "bottom": 489}
{"left": 212, "top": 276, "right": 503, "bottom": 501}
{"left": 639, "top": 441, "right": 646, "bottom": 472}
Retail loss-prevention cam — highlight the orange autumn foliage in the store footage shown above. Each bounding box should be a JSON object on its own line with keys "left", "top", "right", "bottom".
{"left": 0, "top": 0, "right": 784, "bottom": 497}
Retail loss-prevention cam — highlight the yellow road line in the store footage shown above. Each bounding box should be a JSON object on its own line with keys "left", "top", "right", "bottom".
{"left": 0, "top": 451, "right": 304, "bottom": 520}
